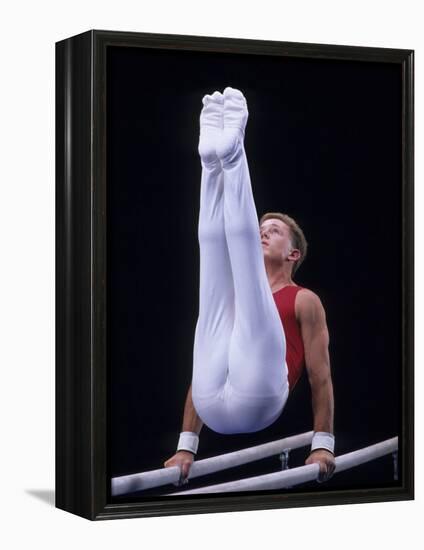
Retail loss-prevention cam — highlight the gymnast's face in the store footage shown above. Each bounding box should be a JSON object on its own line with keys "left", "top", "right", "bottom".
{"left": 260, "top": 219, "right": 294, "bottom": 263}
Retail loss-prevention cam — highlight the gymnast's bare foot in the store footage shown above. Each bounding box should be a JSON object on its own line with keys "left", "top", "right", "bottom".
{"left": 216, "top": 86, "right": 249, "bottom": 165}
{"left": 198, "top": 91, "right": 224, "bottom": 168}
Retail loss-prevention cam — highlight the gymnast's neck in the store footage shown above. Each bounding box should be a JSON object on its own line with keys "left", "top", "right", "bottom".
{"left": 264, "top": 259, "right": 296, "bottom": 293}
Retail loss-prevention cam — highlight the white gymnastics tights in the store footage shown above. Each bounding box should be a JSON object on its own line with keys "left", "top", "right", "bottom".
{"left": 191, "top": 87, "right": 289, "bottom": 434}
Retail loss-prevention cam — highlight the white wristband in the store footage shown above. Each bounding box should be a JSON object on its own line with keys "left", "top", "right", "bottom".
{"left": 311, "top": 432, "right": 335, "bottom": 454}
{"left": 177, "top": 432, "right": 199, "bottom": 455}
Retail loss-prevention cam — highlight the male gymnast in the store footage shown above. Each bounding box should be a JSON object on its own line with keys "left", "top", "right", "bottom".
{"left": 164, "top": 87, "right": 335, "bottom": 485}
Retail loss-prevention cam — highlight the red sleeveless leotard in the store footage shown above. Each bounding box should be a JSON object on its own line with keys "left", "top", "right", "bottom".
{"left": 272, "top": 285, "right": 305, "bottom": 392}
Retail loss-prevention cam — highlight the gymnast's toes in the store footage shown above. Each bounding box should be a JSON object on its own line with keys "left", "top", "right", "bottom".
{"left": 223, "top": 86, "right": 247, "bottom": 103}
{"left": 202, "top": 90, "right": 224, "bottom": 107}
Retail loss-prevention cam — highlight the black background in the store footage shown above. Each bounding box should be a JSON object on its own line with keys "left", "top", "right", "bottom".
{"left": 107, "top": 45, "right": 402, "bottom": 500}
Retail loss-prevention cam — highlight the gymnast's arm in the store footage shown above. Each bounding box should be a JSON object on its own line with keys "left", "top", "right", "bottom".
{"left": 163, "top": 384, "right": 203, "bottom": 480}
{"left": 296, "top": 289, "right": 336, "bottom": 481}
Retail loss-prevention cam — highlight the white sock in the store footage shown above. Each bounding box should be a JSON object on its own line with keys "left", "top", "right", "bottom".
{"left": 216, "top": 87, "right": 249, "bottom": 166}
{"left": 198, "top": 91, "right": 224, "bottom": 168}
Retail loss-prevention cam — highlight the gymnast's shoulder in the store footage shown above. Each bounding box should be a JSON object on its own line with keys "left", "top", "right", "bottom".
{"left": 294, "top": 287, "right": 328, "bottom": 324}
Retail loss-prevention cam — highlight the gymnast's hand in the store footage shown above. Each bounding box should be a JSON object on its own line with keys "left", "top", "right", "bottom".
{"left": 305, "top": 449, "right": 336, "bottom": 483}
{"left": 164, "top": 451, "right": 194, "bottom": 486}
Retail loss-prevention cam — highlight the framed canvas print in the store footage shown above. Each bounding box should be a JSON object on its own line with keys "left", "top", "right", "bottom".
{"left": 55, "top": 30, "right": 414, "bottom": 520}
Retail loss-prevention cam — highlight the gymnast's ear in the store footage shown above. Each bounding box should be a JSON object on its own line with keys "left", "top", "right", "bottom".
{"left": 288, "top": 248, "right": 301, "bottom": 262}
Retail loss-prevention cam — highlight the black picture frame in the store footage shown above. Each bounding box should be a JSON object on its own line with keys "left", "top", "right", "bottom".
{"left": 55, "top": 29, "right": 414, "bottom": 521}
